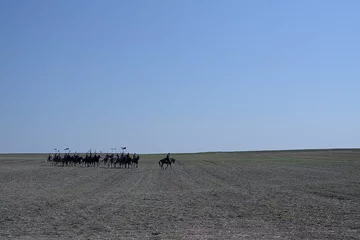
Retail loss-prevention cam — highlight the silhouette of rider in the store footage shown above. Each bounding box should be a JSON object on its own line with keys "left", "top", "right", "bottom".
{"left": 166, "top": 153, "right": 170, "bottom": 161}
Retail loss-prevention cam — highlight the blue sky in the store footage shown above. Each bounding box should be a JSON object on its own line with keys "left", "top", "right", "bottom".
{"left": 1, "top": 0, "right": 360, "bottom": 153}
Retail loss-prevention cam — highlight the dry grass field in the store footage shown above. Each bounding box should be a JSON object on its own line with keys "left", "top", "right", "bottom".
{"left": 0, "top": 150, "right": 359, "bottom": 239}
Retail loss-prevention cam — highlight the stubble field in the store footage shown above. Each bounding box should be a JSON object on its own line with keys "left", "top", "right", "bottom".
{"left": 0, "top": 150, "right": 359, "bottom": 239}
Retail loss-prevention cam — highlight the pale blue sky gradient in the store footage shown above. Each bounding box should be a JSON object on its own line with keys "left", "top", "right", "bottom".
{"left": 1, "top": 0, "right": 360, "bottom": 153}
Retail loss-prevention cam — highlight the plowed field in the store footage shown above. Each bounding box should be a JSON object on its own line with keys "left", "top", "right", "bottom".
{"left": 1, "top": 150, "right": 359, "bottom": 239}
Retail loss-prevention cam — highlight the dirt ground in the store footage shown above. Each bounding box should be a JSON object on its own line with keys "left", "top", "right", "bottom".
{"left": 0, "top": 150, "right": 359, "bottom": 239}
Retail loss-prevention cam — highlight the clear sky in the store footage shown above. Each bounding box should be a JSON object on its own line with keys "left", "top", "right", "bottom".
{"left": 1, "top": 0, "right": 360, "bottom": 153}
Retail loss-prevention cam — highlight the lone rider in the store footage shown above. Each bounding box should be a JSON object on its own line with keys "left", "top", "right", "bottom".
{"left": 166, "top": 153, "right": 170, "bottom": 161}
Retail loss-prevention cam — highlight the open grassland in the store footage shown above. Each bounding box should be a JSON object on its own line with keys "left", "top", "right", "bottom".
{"left": 0, "top": 150, "right": 359, "bottom": 239}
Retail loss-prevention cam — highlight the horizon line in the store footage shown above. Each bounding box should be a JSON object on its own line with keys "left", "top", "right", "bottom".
{"left": 0, "top": 147, "right": 359, "bottom": 155}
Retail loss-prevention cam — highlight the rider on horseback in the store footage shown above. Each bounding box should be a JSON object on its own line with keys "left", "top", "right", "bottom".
{"left": 166, "top": 153, "right": 170, "bottom": 161}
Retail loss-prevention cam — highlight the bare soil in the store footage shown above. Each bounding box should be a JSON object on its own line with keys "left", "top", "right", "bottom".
{"left": 0, "top": 150, "right": 360, "bottom": 239}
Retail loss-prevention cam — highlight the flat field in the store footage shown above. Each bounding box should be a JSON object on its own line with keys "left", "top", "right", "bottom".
{"left": 0, "top": 150, "right": 359, "bottom": 239}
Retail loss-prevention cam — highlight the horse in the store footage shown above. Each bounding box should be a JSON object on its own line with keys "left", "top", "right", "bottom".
{"left": 105, "top": 154, "right": 115, "bottom": 168}
{"left": 159, "top": 158, "right": 172, "bottom": 169}
{"left": 124, "top": 154, "right": 132, "bottom": 168}
{"left": 93, "top": 154, "right": 101, "bottom": 167}
{"left": 46, "top": 154, "right": 53, "bottom": 164}
{"left": 132, "top": 155, "right": 140, "bottom": 168}
{"left": 102, "top": 154, "right": 109, "bottom": 167}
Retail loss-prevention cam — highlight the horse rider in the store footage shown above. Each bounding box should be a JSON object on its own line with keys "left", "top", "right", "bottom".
{"left": 166, "top": 153, "right": 170, "bottom": 161}
{"left": 133, "top": 153, "right": 136, "bottom": 159}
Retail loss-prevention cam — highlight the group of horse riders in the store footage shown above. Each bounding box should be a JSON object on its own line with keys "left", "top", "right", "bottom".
{"left": 47, "top": 151, "right": 174, "bottom": 169}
